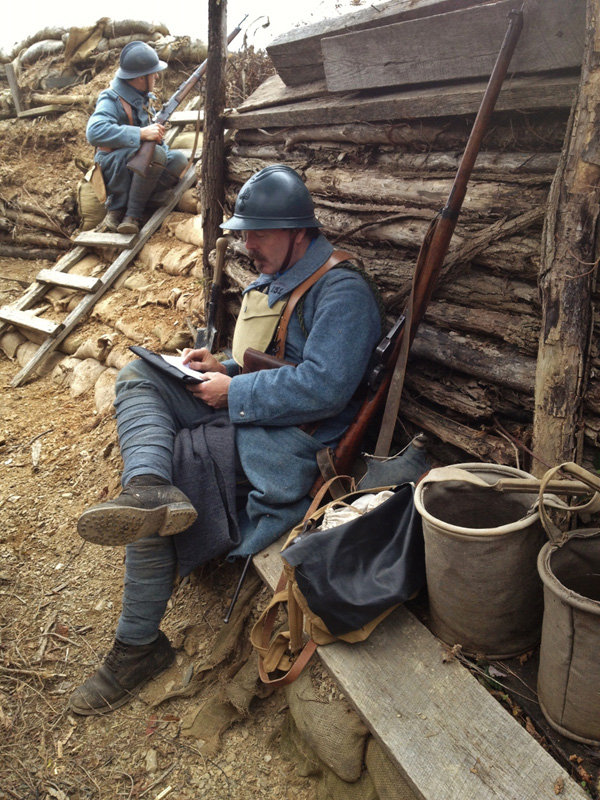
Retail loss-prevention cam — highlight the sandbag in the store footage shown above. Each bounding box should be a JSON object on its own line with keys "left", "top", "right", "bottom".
{"left": 73, "top": 334, "right": 113, "bottom": 362}
{"left": 77, "top": 180, "right": 105, "bottom": 231}
{"left": 51, "top": 356, "right": 82, "bottom": 388}
{"left": 102, "top": 19, "right": 169, "bottom": 38}
{"left": 285, "top": 668, "right": 368, "bottom": 783}
{"left": 94, "top": 367, "right": 118, "bottom": 415}
{"left": 173, "top": 215, "right": 203, "bottom": 247}
{"left": 365, "top": 738, "right": 418, "bottom": 800}
{"left": 0, "top": 330, "right": 27, "bottom": 359}
{"left": 64, "top": 21, "right": 106, "bottom": 64}
{"left": 69, "top": 358, "right": 106, "bottom": 397}
{"left": 9, "top": 27, "right": 66, "bottom": 60}
{"left": 20, "top": 39, "right": 64, "bottom": 65}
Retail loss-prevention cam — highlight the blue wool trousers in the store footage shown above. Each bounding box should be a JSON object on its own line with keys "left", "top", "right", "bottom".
{"left": 112, "top": 359, "right": 236, "bottom": 644}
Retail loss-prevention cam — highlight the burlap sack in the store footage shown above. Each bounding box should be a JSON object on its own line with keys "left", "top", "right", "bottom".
{"left": 365, "top": 738, "right": 418, "bottom": 800}
{"left": 77, "top": 180, "right": 105, "bottom": 231}
{"left": 285, "top": 668, "right": 368, "bottom": 783}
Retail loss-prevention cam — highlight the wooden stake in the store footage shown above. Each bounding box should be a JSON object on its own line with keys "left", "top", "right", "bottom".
{"left": 201, "top": 0, "right": 227, "bottom": 279}
{"left": 532, "top": 0, "right": 599, "bottom": 474}
{"left": 4, "top": 62, "right": 24, "bottom": 116}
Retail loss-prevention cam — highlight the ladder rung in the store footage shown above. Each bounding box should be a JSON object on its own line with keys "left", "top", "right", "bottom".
{"left": 0, "top": 307, "right": 62, "bottom": 336}
{"left": 169, "top": 110, "right": 204, "bottom": 125}
{"left": 72, "top": 231, "right": 137, "bottom": 248}
{"left": 36, "top": 268, "right": 102, "bottom": 293}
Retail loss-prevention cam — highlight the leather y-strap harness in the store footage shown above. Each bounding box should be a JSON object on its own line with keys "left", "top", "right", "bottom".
{"left": 270, "top": 249, "right": 357, "bottom": 358}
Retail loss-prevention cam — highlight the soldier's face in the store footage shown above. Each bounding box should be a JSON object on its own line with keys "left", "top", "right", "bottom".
{"left": 243, "top": 229, "right": 302, "bottom": 274}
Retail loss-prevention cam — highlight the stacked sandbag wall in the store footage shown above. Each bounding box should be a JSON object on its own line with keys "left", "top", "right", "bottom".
{"left": 0, "top": 210, "right": 207, "bottom": 413}
{"left": 281, "top": 665, "right": 417, "bottom": 800}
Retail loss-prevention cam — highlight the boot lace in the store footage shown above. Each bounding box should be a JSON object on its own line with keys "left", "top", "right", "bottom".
{"left": 104, "top": 639, "right": 130, "bottom": 672}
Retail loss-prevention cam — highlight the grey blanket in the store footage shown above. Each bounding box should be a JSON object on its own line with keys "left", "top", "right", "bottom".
{"left": 171, "top": 411, "right": 241, "bottom": 576}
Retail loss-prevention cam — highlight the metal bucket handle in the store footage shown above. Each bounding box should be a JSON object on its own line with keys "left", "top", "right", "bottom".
{"left": 538, "top": 462, "right": 600, "bottom": 544}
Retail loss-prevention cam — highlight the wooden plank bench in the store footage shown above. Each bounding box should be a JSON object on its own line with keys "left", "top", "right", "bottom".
{"left": 253, "top": 538, "right": 588, "bottom": 800}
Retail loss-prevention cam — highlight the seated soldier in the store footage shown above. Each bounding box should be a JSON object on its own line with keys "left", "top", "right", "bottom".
{"left": 86, "top": 40, "right": 188, "bottom": 234}
{"left": 68, "top": 165, "right": 383, "bottom": 715}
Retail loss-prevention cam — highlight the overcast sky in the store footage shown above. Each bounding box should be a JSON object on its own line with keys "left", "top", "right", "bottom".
{"left": 2, "top": 0, "right": 364, "bottom": 55}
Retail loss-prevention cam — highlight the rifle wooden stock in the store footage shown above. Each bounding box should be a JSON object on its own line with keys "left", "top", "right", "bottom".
{"left": 319, "top": 6, "right": 525, "bottom": 482}
{"left": 127, "top": 15, "right": 247, "bottom": 178}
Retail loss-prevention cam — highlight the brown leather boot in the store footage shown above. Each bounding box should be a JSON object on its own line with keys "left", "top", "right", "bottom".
{"left": 117, "top": 215, "right": 141, "bottom": 234}
{"left": 68, "top": 631, "right": 174, "bottom": 715}
{"left": 101, "top": 209, "right": 124, "bottom": 232}
{"left": 77, "top": 475, "right": 198, "bottom": 546}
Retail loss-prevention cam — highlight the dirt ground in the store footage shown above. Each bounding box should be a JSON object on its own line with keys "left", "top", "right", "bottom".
{"left": 0, "top": 42, "right": 312, "bottom": 800}
{"left": 0, "top": 284, "right": 318, "bottom": 800}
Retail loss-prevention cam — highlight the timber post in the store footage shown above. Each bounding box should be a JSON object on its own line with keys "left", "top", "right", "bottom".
{"left": 201, "top": 0, "right": 228, "bottom": 283}
{"left": 532, "top": 0, "right": 600, "bottom": 476}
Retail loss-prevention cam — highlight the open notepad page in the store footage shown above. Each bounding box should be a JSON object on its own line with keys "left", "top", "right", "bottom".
{"left": 159, "top": 354, "right": 208, "bottom": 381}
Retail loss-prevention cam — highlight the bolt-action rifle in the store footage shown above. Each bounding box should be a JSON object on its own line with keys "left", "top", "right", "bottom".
{"left": 127, "top": 14, "right": 248, "bottom": 178}
{"left": 324, "top": 5, "right": 525, "bottom": 479}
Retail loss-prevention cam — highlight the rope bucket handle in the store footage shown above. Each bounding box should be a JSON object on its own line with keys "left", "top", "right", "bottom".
{"left": 538, "top": 462, "right": 600, "bottom": 544}
{"left": 419, "top": 465, "right": 600, "bottom": 540}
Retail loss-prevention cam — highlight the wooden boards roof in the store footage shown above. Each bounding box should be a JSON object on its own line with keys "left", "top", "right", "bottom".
{"left": 231, "top": 0, "right": 583, "bottom": 130}
{"left": 322, "top": 0, "right": 585, "bottom": 93}
{"left": 267, "top": 0, "right": 497, "bottom": 86}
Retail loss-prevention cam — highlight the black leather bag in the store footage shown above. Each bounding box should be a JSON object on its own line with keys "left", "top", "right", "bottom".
{"left": 252, "top": 481, "right": 425, "bottom": 686}
{"left": 283, "top": 483, "right": 425, "bottom": 636}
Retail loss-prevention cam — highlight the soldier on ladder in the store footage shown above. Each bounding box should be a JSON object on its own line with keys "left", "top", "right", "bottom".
{"left": 86, "top": 41, "right": 188, "bottom": 235}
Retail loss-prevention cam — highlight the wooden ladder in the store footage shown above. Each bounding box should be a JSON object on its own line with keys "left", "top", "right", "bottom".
{"left": 0, "top": 158, "right": 199, "bottom": 388}
{"left": 0, "top": 93, "right": 205, "bottom": 387}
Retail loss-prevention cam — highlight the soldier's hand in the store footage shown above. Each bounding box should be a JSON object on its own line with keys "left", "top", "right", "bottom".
{"left": 186, "top": 372, "right": 231, "bottom": 408}
{"left": 140, "top": 123, "right": 165, "bottom": 143}
{"left": 181, "top": 348, "right": 226, "bottom": 375}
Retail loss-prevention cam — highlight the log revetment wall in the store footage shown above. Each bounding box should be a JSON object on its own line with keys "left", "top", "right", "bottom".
{"left": 223, "top": 0, "right": 597, "bottom": 472}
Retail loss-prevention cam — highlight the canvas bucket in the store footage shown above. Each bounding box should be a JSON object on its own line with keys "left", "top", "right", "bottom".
{"left": 414, "top": 463, "right": 546, "bottom": 658}
{"left": 536, "top": 463, "right": 600, "bottom": 745}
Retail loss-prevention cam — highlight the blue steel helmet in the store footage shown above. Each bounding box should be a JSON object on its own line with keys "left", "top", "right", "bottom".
{"left": 116, "top": 41, "right": 167, "bottom": 80}
{"left": 221, "top": 165, "right": 322, "bottom": 231}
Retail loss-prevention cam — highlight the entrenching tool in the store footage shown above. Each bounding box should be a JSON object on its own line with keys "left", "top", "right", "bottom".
{"left": 195, "top": 236, "right": 227, "bottom": 351}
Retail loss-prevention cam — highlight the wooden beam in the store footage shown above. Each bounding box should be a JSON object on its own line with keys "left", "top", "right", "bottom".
{"left": 0, "top": 247, "right": 88, "bottom": 339}
{"left": 201, "top": 0, "right": 227, "bottom": 278}
{"left": 252, "top": 539, "right": 588, "bottom": 800}
{"left": 17, "top": 105, "right": 66, "bottom": 118}
{"left": 322, "top": 0, "right": 585, "bottom": 93}
{"left": 532, "top": 0, "right": 600, "bottom": 474}
{"left": 169, "top": 110, "right": 204, "bottom": 125}
{"left": 4, "top": 62, "right": 24, "bottom": 115}
{"left": 225, "top": 74, "right": 579, "bottom": 130}
{"left": 410, "top": 323, "right": 536, "bottom": 394}
{"left": 72, "top": 231, "right": 137, "bottom": 249}
{"left": 234, "top": 75, "right": 329, "bottom": 113}
{"left": 267, "top": 0, "right": 494, "bottom": 86}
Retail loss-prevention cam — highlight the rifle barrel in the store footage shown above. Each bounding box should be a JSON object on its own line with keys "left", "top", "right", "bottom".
{"left": 129, "top": 14, "right": 248, "bottom": 176}
{"left": 344, "top": 7, "right": 524, "bottom": 465}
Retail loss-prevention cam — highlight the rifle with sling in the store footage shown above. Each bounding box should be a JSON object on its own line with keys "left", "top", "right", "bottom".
{"left": 320, "top": 4, "right": 525, "bottom": 480}
{"left": 127, "top": 14, "right": 248, "bottom": 178}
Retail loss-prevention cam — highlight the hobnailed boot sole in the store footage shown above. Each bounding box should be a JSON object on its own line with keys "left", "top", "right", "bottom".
{"left": 77, "top": 502, "right": 198, "bottom": 546}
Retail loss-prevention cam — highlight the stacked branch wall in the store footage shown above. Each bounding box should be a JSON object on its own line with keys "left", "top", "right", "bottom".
{"left": 223, "top": 105, "right": 600, "bottom": 471}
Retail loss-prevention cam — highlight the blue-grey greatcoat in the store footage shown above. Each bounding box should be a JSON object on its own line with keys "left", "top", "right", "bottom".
{"left": 224, "top": 234, "right": 382, "bottom": 555}
{"left": 86, "top": 77, "right": 184, "bottom": 211}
